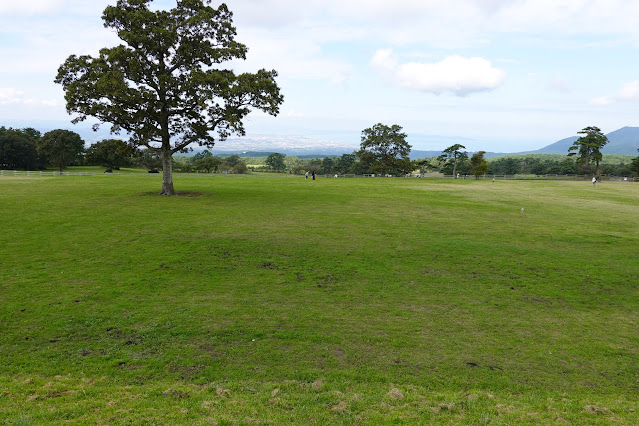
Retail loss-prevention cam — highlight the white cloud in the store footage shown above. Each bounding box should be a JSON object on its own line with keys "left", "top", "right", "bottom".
{"left": 0, "top": 0, "right": 62, "bottom": 16}
{"left": 371, "top": 49, "right": 506, "bottom": 96}
{"left": 0, "top": 87, "right": 59, "bottom": 108}
{"left": 590, "top": 80, "right": 639, "bottom": 105}
{"left": 230, "top": 29, "right": 354, "bottom": 84}
{"left": 226, "top": 0, "right": 639, "bottom": 48}
{"left": 0, "top": 88, "right": 28, "bottom": 105}
{"left": 589, "top": 96, "right": 614, "bottom": 106}
{"left": 616, "top": 81, "right": 639, "bottom": 101}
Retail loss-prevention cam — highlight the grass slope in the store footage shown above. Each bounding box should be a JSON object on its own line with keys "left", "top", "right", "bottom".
{"left": 1, "top": 175, "right": 638, "bottom": 424}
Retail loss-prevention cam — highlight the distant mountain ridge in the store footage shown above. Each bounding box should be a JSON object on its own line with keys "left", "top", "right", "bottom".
{"left": 409, "top": 127, "right": 639, "bottom": 159}
{"left": 526, "top": 126, "right": 639, "bottom": 155}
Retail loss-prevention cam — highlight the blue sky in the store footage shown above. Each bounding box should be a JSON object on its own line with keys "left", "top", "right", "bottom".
{"left": 3, "top": 0, "right": 639, "bottom": 152}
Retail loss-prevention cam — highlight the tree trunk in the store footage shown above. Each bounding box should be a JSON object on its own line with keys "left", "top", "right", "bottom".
{"left": 160, "top": 149, "right": 175, "bottom": 195}
{"left": 452, "top": 158, "right": 458, "bottom": 178}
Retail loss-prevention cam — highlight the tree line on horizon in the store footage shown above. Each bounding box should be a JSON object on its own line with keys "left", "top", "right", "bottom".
{"left": 143, "top": 123, "right": 639, "bottom": 178}
{"left": 0, "top": 125, "right": 249, "bottom": 174}
{"left": 2, "top": 123, "right": 639, "bottom": 178}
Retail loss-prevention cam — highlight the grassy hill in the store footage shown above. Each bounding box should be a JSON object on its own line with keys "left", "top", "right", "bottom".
{"left": 1, "top": 175, "right": 638, "bottom": 423}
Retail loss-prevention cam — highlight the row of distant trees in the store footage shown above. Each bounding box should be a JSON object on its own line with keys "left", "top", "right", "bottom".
{"left": 253, "top": 124, "right": 639, "bottom": 178}
{"left": 3, "top": 123, "right": 638, "bottom": 178}
{"left": 172, "top": 151, "right": 247, "bottom": 174}
{"left": 0, "top": 126, "right": 251, "bottom": 174}
{"left": 0, "top": 127, "right": 85, "bottom": 173}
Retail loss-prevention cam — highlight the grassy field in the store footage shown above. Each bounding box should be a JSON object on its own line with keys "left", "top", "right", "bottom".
{"left": 1, "top": 174, "right": 637, "bottom": 424}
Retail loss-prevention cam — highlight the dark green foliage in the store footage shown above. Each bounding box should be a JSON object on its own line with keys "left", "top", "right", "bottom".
{"left": 55, "top": 0, "right": 283, "bottom": 194}
{"left": 0, "top": 128, "right": 41, "bottom": 170}
{"left": 334, "top": 153, "right": 356, "bottom": 174}
{"left": 195, "top": 156, "right": 222, "bottom": 173}
{"left": 305, "top": 158, "right": 322, "bottom": 173}
{"left": 216, "top": 154, "right": 247, "bottom": 173}
{"left": 415, "top": 158, "right": 433, "bottom": 174}
{"left": 85, "top": 139, "right": 134, "bottom": 170}
{"left": 190, "top": 150, "right": 221, "bottom": 173}
{"left": 224, "top": 154, "right": 242, "bottom": 167}
{"left": 487, "top": 154, "right": 637, "bottom": 176}
{"left": 568, "top": 126, "right": 608, "bottom": 177}
{"left": 490, "top": 156, "right": 520, "bottom": 174}
{"left": 357, "top": 123, "right": 413, "bottom": 176}
{"left": 136, "top": 148, "right": 162, "bottom": 171}
{"left": 489, "top": 156, "right": 576, "bottom": 175}
{"left": 192, "top": 149, "right": 214, "bottom": 162}
{"left": 37, "top": 129, "right": 85, "bottom": 173}
{"left": 232, "top": 161, "right": 247, "bottom": 174}
{"left": 438, "top": 144, "right": 467, "bottom": 177}
{"left": 320, "top": 157, "right": 334, "bottom": 174}
{"left": 632, "top": 150, "right": 639, "bottom": 176}
{"left": 469, "top": 151, "right": 489, "bottom": 179}
{"left": 266, "top": 152, "right": 286, "bottom": 171}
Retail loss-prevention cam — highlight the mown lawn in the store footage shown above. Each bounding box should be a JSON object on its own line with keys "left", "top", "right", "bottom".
{"left": 1, "top": 175, "right": 637, "bottom": 424}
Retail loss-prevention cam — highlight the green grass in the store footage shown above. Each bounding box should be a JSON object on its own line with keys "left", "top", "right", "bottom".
{"left": 1, "top": 175, "right": 638, "bottom": 424}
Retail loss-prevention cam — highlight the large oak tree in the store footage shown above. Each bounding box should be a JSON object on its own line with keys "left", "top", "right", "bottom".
{"left": 357, "top": 123, "right": 413, "bottom": 176}
{"left": 55, "top": 0, "right": 283, "bottom": 195}
{"left": 37, "top": 129, "right": 85, "bottom": 174}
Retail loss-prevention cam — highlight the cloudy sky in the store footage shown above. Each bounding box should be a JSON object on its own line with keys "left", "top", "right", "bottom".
{"left": 2, "top": 0, "right": 639, "bottom": 152}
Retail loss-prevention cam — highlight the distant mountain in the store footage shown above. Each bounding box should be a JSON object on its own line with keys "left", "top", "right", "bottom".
{"left": 601, "top": 127, "right": 639, "bottom": 154}
{"left": 529, "top": 127, "right": 639, "bottom": 155}
{"left": 524, "top": 136, "right": 579, "bottom": 155}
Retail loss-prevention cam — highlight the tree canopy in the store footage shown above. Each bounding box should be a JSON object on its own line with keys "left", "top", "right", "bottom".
{"left": 55, "top": 0, "right": 283, "bottom": 195}
{"left": 37, "top": 130, "right": 85, "bottom": 174}
{"left": 195, "top": 156, "right": 222, "bottom": 173}
{"left": 438, "top": 144, "right": 467, "bottom": 178}
{"left": 469, "top": 151, "right": 489, "bottom": 179}
{"left": 568, "top": 126, "right": 608, "bottom": 177}
{"left": 265, "top": 153, "right": 286, "bottom": 171}
{"left": 85, "top": 139, "right": 134, "bottom": 171}
{"left": 631, "top": 149, "right": 639, "bottom": 176}
{"left": 0, "top": 128, "right": 41, "bottom": 170}
{"left": 357, "top": 123, "right": 413, "bottom": 176}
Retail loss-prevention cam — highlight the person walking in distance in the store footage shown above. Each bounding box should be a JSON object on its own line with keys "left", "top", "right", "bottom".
{"left": 592, "top": 176, "right": 597, "bottom": 187}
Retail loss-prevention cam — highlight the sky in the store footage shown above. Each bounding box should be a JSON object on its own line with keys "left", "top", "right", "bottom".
{"left": 3, "top": 0, "right": 639, "bottom": 152}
